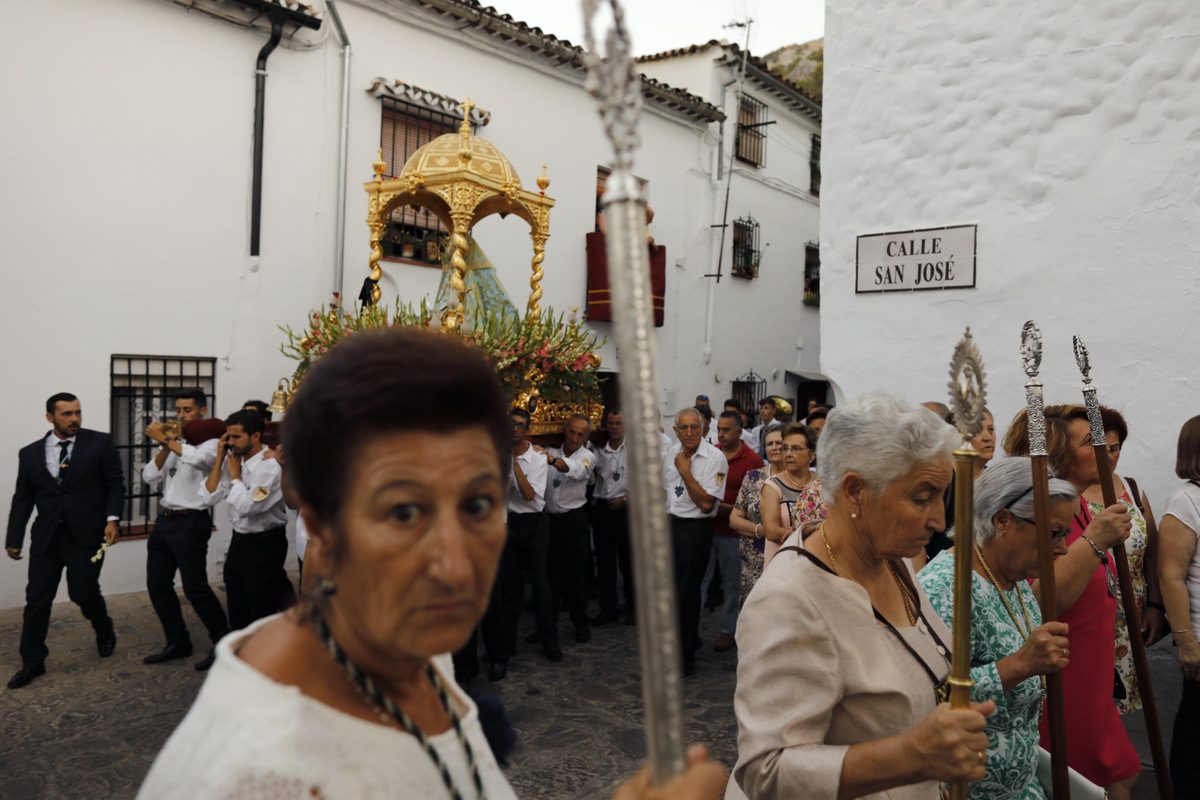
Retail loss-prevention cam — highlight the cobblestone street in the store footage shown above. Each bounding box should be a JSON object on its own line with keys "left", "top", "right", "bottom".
{"left": 0, "top": 580, "right": 1182, "bottom": 799}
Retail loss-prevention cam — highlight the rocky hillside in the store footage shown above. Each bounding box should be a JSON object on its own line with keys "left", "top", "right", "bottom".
{"left": 764, "top": 37, "right": 823, "bottom": 99}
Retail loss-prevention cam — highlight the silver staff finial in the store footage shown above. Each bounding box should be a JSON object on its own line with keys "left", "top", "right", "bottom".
{"left": 582, "top": 0, "right": 641, "bottom": 171}
{"left": 1073, "top": 335, "right": 1092, "bottom": 385}
{"left": 948, "top": 326, "right": 987, "bottom": 444}
{"left": 1021, "top": 321, "right": 1042, "bottom": 378}
{"left": 1072, "top": 334, "right": 1105, "bottom": 445}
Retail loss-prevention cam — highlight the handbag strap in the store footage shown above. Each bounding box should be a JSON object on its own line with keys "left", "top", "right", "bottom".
{"left": 1124, "top": 476, "right": 1146, "bottom": 516}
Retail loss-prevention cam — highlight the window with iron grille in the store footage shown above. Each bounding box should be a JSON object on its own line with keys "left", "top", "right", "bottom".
{"left": 804, "top": 242, "right": 821, "bottom": 307}
{"left": 810, "top": 134, "right": 821, "bottom": 197}
{"left": 379, "top": 97, "right": 474, "bottom": 267}
{"left": 735, "top": 94, "right": 768, "bottom": 167}
{"left": 110, "top": 356, "right": 216, "bottom": 538}
{"left": 732, "top": 216, "right": 760, "bottom": 279}
{"left": 731, "top": 371, "right": 768, "bottom": 425}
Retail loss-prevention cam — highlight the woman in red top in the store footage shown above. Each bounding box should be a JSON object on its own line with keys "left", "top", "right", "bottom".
{"left": 1004, "top": 404, "right": 1140, "bottom": 800}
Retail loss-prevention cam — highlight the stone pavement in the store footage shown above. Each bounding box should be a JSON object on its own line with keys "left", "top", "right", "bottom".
{"left": 0, "top": 581, "right": 1184, "bottom": 799}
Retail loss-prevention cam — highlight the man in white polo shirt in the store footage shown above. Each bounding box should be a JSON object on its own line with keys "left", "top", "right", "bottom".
{"left": 592, "top": 408, "right": 634, "bottom": 627}
{"left": 541, "top": 414, "right": 595, "bottom": 644}
{"left": 663, "top": 406, "right": 724, "bottom": 677}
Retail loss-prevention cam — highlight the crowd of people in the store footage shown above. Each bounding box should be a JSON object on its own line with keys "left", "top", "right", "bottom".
{"left": 5, "top": 338, "right": 1199, "bottom": 800}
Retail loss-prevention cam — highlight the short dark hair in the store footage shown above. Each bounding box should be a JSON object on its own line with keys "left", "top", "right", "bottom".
{"left": 717, "top": 409, "right": 743, "bottom": 430}
{"left": 567, "top": 413, "right": 592, "bottom": 428}
{"left": 46, "top": 392, "right": 78, "bottom": 414}
{"left": 782, "top": 422, "right": 818, "bottom": 450}
{"left": 604, "top": 407, "right": 622, "bottom": 425}
{"left": 283, "top": 328, "right": 511, "bottom": 528}
{"left": 1100, "top": 405, "right": 1128, "bottom": 445}
{"left": 723, "top": 398, "right": 741, "bottom": 412}
{"left": 225, "top": 408, "right": 265, "bottom": 438}
{"left": 806, "top": 407, "right": 828, "bottom": 425}
{"left": 511, "top": 407, "right": 531, "bottom": 425}
{"left": 243, "top": 399, "right": 272, "bottom": 422}
{"left": 1176, "top": 415, "right": 1200, "bottom": 480}
{"left": 175, "top": 388, "right": 208, "bottom": 408}
{"left": 693, "top": 404, "right": 713, "bottom": 422}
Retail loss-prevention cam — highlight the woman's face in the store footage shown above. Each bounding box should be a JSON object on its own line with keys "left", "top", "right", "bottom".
{"left": 859, "top": 457, "right": 953, "bottom": 559}
{"left": 992, "top": 497, "right": 1074, "bottom": 582}
{"left": 1105, "top": 429, "right": 1122, "bottom": 471}
{"left": 313, "top": 428, "right": 506, "bottom": 661}
{"left": 782, "top": 433, "right": 812, "bottom": 474}
{"left": 1066, "top": 418, "right": 1099, "bottom": 487}
{"left": 971, "top": 413, "right": 996, "bottom": 464}
{"left": 764, "top": 431, "right": 784, "bottom": 468}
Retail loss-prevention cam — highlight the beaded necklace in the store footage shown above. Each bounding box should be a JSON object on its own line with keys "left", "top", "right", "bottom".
{"left": 974, "top": 545, "right": 1047, "bottom": 706}
{"left": 310, "top": 603, "right": 485, "bottom": 800}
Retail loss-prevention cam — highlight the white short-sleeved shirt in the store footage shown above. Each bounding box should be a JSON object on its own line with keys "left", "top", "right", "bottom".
{"left": 662, "top": 440, "right": 724, "bottom": 519}
{"left": 1163, "top": 481, "right": 1200, "bottom": 637}
{"left": 594, "top": 439, "right": 628, "bottom": 501}
{"left": 544, "top": 444, "right": 594, "bottom": 513}
{"left": 507, "top": 443, "right": 548, "bottom": 514}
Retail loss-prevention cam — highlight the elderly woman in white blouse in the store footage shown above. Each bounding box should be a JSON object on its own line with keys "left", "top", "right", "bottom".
{"left": 733, "top": 392, "right": 994, "bottom": 800}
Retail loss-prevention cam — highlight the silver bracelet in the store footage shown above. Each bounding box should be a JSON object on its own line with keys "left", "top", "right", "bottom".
{"left": 1080, "top": 535, "right": 1106, "bottom": 561}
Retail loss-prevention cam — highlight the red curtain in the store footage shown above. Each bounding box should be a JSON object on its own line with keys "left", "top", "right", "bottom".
{"left": 585, "top": 231, "right": 665, "bottom": 327}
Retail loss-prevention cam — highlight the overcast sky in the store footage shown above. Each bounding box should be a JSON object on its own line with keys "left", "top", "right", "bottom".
{"left": 484, "top": 0, "right": 824, "bottom": 58}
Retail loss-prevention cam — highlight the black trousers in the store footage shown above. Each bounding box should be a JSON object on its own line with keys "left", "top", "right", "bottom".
{"left": 592, "top": 501, "right": 634, "bottom": 615}
{"left": 224, "top": 527, "right": 292, "bottom": 631}
{"left": 670, "top": 516, "right": 713, "bottom": 671}
{"left": 548, "top": 506, "right": 591, "bottom": 629}
{"left": 146, "top": 511, "right": 228, "bottom": 647}
{"left": 19, "top": 522, "right": 112, "bottom": 668}
{"left": 482, "top": 511, "right": 557, "bottom": 661}
{"left": 1171, "top": 676, "right": 1200, "bottom": 799}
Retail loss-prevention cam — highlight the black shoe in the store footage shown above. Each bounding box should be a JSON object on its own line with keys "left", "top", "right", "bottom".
{"left": 544, "top": 644, "right": 563, "bottom": 662}
{"left": 97, "top": 631, "right": 117, "bottom": 658}
{"left": 194, "top": 649, "right": 216, "bottom": 671}
{"left": 524, "top": 631, "right": 542, "bottom": 645}
{"left": 7, "top": 663, "right": 46, "bottom": 689}
{"left": 143, "top": 642, "right": 193, "bottom": 665}
{"left": 575, "top": 626, "right": 591, "bottom": 644}
{"left": 488, "top": 660, "right": 508, "bottom": 682}
{"left": 590, "top": 611, "right": 619, "bottom": 626}
{"left": 624, "top": 612, "right": 637, "bottom": 626}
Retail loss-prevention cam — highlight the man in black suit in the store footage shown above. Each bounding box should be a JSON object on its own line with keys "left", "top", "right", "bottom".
{"left": 5, "top": 393, "right": 125, "bottom": 689}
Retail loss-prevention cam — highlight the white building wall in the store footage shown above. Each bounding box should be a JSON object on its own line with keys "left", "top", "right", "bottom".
{"left": 823, "top": 0, "right": 1200, "bottom": 502}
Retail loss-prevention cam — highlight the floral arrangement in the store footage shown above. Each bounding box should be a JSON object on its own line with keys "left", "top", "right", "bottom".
{"left": 279, "top": 293, "right": 605, "bottom": 407}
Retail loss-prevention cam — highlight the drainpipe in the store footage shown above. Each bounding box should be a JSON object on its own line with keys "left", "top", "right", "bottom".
{"left": 326, "top": 0, "right": 352, "bottom": 297}
{"left": 250, "top": 9, "right": 285, "bottom": 257}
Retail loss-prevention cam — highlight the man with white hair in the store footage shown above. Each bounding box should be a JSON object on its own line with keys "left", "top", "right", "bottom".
{"left": 663, "top": 407, "right": 724, "bottom": 677}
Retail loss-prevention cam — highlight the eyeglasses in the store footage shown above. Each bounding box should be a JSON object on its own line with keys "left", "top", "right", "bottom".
{"left": 1009, "top": 512, "right": 1070, "bottom": 544}
{"left": 780, "top": 445, "right": 809, "bottom": 454}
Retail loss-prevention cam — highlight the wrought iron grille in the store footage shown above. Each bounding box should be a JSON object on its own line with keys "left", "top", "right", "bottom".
{"left": 732, "top": 216, "right": 760, "bottom": 279}
{"left": 110, "top": 355, "right": 216, "bottom": 537}
{"left": 735, "top": 94, "right": 768, "bottom": 167}
{"left": 731, "top": 371, "right": 768, "bottom": 424}
{"left": 804, "top": 242, "right": 821, "bottom": 307}
{"left": 379, "top": 97, "right": 473, "bottom": 266}
{"left": 810, "top": 134, "right": 821, "bottom": 196}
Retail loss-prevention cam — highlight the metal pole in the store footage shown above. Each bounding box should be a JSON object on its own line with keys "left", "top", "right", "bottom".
{"left": 325, "top": 0, "right": 352, "bottom": 298}
{"left": 1020, "top": 321, "right": 1070, "bottom": 800}
{"left": 582, "top": 0, "right": 686, "bottom": 784}
{"left": 1073, "top": 336, "right": 1173, "bottom": 800}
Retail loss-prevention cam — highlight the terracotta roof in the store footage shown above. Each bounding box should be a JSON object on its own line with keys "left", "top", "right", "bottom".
{"left": 400, "top": 0, "right": 725, "bottom": 124}
{"left": 637, "top": 39, "right": 821, "bottom": 121}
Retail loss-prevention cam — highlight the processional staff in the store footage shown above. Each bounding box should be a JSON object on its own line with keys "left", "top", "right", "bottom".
{"left": 947, "top": 328, "right": 986, "bottom": 800}
{"left": 1020, "top": 321, "right": 1070, "bottom": 800}
{"left": 582, "top": 0, "right": 686, "bottom": 783}
{"left": 1072, "top": 337, "right": 1173, "bottom": 800}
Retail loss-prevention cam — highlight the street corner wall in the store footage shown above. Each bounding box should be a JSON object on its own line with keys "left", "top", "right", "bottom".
{"left": 821, "top": 0, "right": 1200, "bottom": 497}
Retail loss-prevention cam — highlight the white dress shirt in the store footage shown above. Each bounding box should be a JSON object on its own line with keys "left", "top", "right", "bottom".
{"left": 662, "top": 439, "right": 724, "bottom": 519}
{"left": 593, "top": 439, "right": 628, "bottom": 501}
{"left": 199, "top": 449, "right": 287, "bottom": 533}
{"left": 45, "top": 433, "right": 75, "bottom": 478}
{"left": 507, "top": 443, "right": 548, "bottom": 514}
{"left": 143, "top": 438, "right": 219, "bottom": 512}
{"left": 544, "top": 444, "right": 594, "bottom": 514}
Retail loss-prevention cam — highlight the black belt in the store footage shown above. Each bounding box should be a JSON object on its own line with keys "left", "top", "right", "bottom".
{"left": 233, "top": 525, "right": 286, "bottom": 539}
{"left": 669, "top": 515, "right": 711, "bottom": 524}
{"left": 161, "top": 508, "right": 205, "bottom": 517}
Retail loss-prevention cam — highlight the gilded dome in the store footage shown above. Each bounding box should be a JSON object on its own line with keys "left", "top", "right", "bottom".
{"left": 400, "top": 130, "right": 522, "bottom": 187}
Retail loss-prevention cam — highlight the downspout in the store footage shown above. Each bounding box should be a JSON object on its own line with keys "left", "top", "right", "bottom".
{"left": 326, "top": 0, "right": 352, "bottom": 297}
{"left": 250, "top": 10, "right": 285, "bottom": 257}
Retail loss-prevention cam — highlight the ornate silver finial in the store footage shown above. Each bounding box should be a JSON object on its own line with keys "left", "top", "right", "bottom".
{"left": 1021, "top": 321, "right": 1042, "bottom": 378}
{"left": 948, "top": 326, "right": 987, "bottom": 443}
{"left": 582, "top": 0, "right": 642, "bottom": 171}
{"left": 1072, "top": 334, "right": 1106, "bottom": 446}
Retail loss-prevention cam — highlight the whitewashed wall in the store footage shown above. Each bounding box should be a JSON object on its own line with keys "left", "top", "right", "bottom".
{"left": 823, "top": 0, "right": 1200, "bottom": 504}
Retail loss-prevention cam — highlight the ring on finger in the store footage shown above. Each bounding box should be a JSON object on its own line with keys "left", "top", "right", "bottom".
{"left": 978, "top": 751, "right": 986, "bottom": 765}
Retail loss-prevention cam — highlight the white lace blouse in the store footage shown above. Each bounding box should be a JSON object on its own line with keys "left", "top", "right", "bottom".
{"left": 138, "top": 616, "right": 517, "bottom": 800}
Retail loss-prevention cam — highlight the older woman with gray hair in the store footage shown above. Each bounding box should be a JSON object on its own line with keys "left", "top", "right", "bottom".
{"left": 733, "top": 393, "right": 994, "bottom": 800}
{"left": 919, "top": 458, "right": 1075, "bottom": 800}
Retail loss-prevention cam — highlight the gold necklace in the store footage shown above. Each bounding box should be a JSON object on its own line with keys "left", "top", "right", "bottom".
{"left": 821, "top": 524, "right": 917, "bottom": 626}
{"left": 974, "top": 545, "right": 1047, "bottom": 704}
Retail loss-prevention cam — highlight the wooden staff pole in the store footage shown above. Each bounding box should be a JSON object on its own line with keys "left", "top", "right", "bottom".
{"left": 1073, "top": 336, "right": 1173, "bottom": 800}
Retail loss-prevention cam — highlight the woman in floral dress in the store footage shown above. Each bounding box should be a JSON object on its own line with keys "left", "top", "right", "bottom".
{"left": 730, "top": 424, "right": 783, "bottom": 604}
{"left": 921, "top": 458, "right": 1077, "bottom": 800}
{"left": 759, "top": 423, "right": 826, "bottom": 566}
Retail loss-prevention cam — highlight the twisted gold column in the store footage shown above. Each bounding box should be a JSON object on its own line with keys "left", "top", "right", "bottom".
{"left": 528, "top": 232, "right": 547, "bottom": 319}
{"left": 442, "top": 213, "right": 472, "bottom": 332}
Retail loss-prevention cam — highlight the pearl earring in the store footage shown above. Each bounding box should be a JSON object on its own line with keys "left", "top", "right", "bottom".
{"left": 850, "top": 512, "right": 858, "bottom": 519}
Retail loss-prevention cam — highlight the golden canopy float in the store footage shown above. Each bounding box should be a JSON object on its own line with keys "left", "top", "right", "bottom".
{"left": 363, "top": 99, "right": 555, "bottom": 331}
